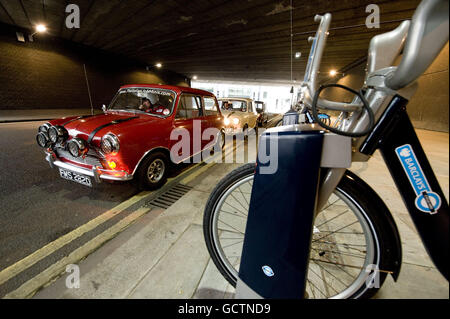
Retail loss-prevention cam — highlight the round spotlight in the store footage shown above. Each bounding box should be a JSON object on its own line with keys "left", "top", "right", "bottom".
{"left": 224, "top": 118, "right": 230, "bottom": 126}
{"left": 36, "top": 132, "right": 51, "bottom": 148}
{"left": 329, "top": 70, "right": 337, "bottom": 77}
{"left": 192, "top": 75, "right": 198, "bottom": 80}
{"left": 38, "top": 123, "right": 51, "bottom": 138}
{"left": 155, "top": 63, "right": 162, "bottom": 68}
{"left": 67, "top": 138, "right": 87, "bottom": 157}
{"left": 48, "top": 125, "right": 68, "bottom": 144}
{"left": 232, "top": 118, "right": 239, "bottom": 125}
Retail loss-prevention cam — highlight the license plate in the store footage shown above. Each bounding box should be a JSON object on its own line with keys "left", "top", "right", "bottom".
{"left": 59, "top": 168, "right": 93, "bottom": 187}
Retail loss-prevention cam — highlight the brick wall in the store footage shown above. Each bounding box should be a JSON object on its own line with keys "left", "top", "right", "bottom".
{"left": 0, "top": 24, "right": 189, "bottom": 110}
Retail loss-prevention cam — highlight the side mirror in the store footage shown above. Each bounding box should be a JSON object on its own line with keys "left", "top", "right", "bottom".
{"left": 102, "top": 104, "right": 107, "bottom": 112}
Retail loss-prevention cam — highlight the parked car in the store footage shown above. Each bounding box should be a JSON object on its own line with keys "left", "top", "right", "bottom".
{"left": 254, "top": 101, "right": 269, "bottom": 127}
{"left": 217, "top": 97, "right": 259, "bottom": 138}
{"left": 36, "top": 84, "right": 224, "bottom": 190}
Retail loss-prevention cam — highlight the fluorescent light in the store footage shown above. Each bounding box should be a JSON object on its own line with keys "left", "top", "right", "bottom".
{"left": 329, "top": 70, "right": 337, "bottom": 77}
{"left": 155, "top": 63, "right": 162, "bottom": 68}
{"left": 35, "top": 24, "right": 47, "bottom": 33}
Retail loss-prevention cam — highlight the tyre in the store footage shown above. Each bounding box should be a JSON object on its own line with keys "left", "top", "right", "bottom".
{"left": 135, "top": 151, "right": 168, "bottom": 190}
{"left": 203, "top": 163, "right": 392, "bottom": 299}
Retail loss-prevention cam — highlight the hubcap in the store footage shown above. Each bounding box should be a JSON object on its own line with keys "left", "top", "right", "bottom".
{"left": 147, "top": 159, "right": 165, "bottom": 183}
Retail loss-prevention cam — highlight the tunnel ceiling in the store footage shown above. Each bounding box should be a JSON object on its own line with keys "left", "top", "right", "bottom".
{"left": 0, "top": 0, "right": 420, "bottom": 82}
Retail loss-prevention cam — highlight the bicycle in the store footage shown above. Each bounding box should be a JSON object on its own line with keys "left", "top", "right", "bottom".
{"left": 203, "top": 0, "right": 448, "bottom": 299}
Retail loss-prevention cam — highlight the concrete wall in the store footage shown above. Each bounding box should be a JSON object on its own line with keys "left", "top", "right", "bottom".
{"left": 0, "top": 24, "right": 189, "bottom": 110}
{"left": 321, "top": 43, "right": 449, "bottom": 132}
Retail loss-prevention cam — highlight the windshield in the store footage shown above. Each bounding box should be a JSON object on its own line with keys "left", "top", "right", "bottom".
{"left": 109, "top": 88, "right": 176, "bottom": 117}
{"left": 219, "top": 100, "right": 247, "bottom": 112}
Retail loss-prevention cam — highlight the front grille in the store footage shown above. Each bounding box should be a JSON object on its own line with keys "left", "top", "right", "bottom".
{"left": 55, "top": 148, "right": 103, "bottom": 167}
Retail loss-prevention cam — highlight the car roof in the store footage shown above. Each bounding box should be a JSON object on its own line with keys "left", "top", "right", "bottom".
{"left": 119, "top": 84, "right": 215, "bottom": 96}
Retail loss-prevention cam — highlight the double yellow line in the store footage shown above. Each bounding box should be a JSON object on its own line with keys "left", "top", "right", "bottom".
{"left": 1, "top": 138, "right": 243, "bottom": 298}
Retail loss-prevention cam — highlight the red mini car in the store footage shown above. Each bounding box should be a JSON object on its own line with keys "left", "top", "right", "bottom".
{"left": 36, "top": 84, "right": 225, "bottom": 189}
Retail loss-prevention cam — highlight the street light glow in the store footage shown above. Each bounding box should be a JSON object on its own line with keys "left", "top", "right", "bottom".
{"left": 35, "top": 24, "right": 47, "bottom": 33}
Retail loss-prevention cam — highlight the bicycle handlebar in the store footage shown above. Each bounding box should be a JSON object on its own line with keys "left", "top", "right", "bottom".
{"left": 302, "top": 14, "right": 363, "bottom": 112}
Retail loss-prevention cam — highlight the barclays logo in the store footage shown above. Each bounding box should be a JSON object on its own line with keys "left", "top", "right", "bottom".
{"left": 262, "top": 265, "right": 274, "bottom": 277}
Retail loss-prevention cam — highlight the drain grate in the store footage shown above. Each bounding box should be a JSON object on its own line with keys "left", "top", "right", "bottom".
{"left": 146, "top": 183, "right": 193, "bottom": 209}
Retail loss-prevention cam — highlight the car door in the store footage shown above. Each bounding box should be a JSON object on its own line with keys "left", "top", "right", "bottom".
{"left": 247, "top": 101, "right": 257, "bottom": 128}
{"left": 202, "top": 95, "right": 222, "bottom": 147}
{"left": 172, "top": 93, "right": 204, "bottom": 161}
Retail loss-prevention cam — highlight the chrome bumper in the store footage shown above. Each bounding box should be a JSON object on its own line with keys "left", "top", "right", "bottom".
{"left": 45, "top": 153, "right": 133, "bottom": 182}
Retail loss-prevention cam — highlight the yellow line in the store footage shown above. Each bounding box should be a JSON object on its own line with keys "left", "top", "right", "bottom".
{"left": 4, "top": 207, "right": 152, "bottom": 299}
{"left": 0, "top": 139, "right": 241, "bottom": 290}
{"left": 179, "top": 163, "right": 216, "bottom": 184}
{"left": 0, "top": 191, "right": 151, "bottom": 287}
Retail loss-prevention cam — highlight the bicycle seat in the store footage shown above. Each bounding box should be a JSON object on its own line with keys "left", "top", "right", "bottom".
{"left": 385, "top": 0, "right": 449, "bottom": 90}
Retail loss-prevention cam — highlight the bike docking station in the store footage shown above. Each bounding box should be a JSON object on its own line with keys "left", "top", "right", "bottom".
{"left": 234, "top": 124, "right": 352, "bottom": 299}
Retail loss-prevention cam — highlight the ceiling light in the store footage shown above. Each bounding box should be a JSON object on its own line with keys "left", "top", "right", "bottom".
{"left": 329, "top": 70, "right": 337, "bottom": 77}
{"left": 192, "top": 75, "right": 198, "bottom": 80}
{"left": 155, "top": 63, "right": 162, "bottom": 68}
{"left": 35, "top": 24, "right": 47, "bottom": 33}
{"left": 295, "top": 52, "right": 301, "bottom": 59}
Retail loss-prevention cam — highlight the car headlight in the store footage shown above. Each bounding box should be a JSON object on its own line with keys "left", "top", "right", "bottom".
{"left": 67, "top": 138, "right": 88, "bottom": 157}
{"left": 224, "top": 118, "right": 230, "bottom": 126}
{"left": 36, "top": 132, "right": 51, "bottom": 148}
{"left": 48, "top": 125, "right": 68, "bottom": 144}
{"left": 101, "top": 133, "right": 120, "bottom": 154}
{"left": 232, "top": 118, "right": 240, "bottom": 125}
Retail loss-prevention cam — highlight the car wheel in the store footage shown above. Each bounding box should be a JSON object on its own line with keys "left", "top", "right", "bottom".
{"left": 136, "top": 151, "right": 168, "bottom": 190}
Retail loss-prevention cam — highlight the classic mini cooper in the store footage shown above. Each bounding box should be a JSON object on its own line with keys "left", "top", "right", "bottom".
{"left": 217, "top": 97, "right": 259, "bottom": 137}
{"left": 36, "top": 84, "right": 224, "bottom": 190}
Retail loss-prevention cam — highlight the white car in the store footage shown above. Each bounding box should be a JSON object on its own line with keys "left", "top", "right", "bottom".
{"left": 217, "top": 97, "right": 259, "bottom": 137}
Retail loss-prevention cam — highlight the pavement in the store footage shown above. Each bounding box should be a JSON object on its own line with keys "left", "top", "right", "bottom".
{"left": 0, "top": 109, "right": 102, "bottom": 123}
{"left": 0, "top": 109, "right": 447, "bottom": 299}
{"left": 25, "top": 129, "right": 449, "bottom": 299}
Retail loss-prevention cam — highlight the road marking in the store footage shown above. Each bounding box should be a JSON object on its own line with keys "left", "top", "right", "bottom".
{"left": 4, "top": 207, "right": 152, "bottom": 299}
{"left": 0, "top": 191, "right": 153, "bottom": 287}
{"left": 0, "top": 137, "right": 244, "bottom": 295}
{"left": 180, "top": 163, "right": 216, "bottom": 184}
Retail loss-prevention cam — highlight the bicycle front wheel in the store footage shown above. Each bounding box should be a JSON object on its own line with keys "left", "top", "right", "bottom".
{"left": 203, "top": 163, "right": 390, "bottom": 299}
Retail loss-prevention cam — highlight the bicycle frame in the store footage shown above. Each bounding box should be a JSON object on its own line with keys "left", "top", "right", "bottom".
{"left": 360, "top": 95, "right": 449, "bottom": 279}
{"left": 235, "top": 0, "right": 448, "bottom": 299}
